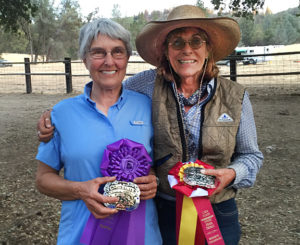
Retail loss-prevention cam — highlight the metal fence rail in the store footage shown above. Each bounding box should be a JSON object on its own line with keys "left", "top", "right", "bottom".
{"left": 0, "top": 52, "right": 299, "bottom": 94}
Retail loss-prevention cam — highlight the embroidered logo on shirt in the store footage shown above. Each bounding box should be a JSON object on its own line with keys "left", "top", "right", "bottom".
{"left": 217, "top": 113, "right": 233, "bottom": 122}
{"left": 132, "top": 120, "right": 144, "bottom": 125}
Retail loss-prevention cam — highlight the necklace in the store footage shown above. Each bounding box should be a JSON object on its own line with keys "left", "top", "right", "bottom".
{"left": 177, "top": 88, "right": 202, "bottom": 107}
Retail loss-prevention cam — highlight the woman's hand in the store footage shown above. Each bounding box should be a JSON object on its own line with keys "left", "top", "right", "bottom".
{"left": 37, "top": 109, "right": 54, "bottom": 142}
{"left": 201, "top": 168, "right": 236, "bottom": 195}
{"left": 77, "top": 177, "right": 119, "bottom": 219}
{"left": 134, "top": 174, "right": 158, "bottom": 200}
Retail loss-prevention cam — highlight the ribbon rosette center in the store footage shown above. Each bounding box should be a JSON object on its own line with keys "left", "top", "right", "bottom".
{"left": 122, "top": 155, "right": 138, "bottom": 172}
{"left": 101, "top": 139, "right": 151, "bottom": 182}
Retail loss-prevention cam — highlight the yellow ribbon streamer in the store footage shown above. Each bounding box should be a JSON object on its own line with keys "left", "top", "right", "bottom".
{"left": 178, "top": 195, "right": 198, "bottom": 245}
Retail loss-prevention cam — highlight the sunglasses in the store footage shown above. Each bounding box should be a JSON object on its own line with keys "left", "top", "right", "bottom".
{"left": 168, "top": 37, "right": 206, "bottom": 50}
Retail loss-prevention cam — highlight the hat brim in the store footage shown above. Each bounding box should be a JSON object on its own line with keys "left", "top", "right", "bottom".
{"left": 136, "top": 17, "right": 240, "bottom": 66}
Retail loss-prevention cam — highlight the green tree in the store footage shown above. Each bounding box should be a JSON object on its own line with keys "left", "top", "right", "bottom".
{"left": 115, "top": 16, "right": 133, "bottom": 33}
{"left": 238, "top": 6, "right": 300, "bottom": 46}
{"left": 0, "top": 0, "right": 37, "bottom": 32}
{"left": 0, "top": 28, "right": 28, "bottom": 53}
{"left": 85, "top": 7, "right": 100, "bottom": 23}
{"left": 30, "top": 0, "right": 57, "bottom": 61}
{"left": 196, "top": 0, "right": 205, "bottom": 9}
{"left": 20, "top": 18, "right": 34, "bottom": 60}
{"left": 129, "top": 13, "right": 147, "bottom": 49}
{"left": 211, "top": 0, "right": 265, "bottom": 18}
{"left": 149, "top": 10, "right": 162, "bottom": 21}
{"left": 112, "top": 4, "right": 121, "bottom": 19}
{"left": 262, "top": 15, "right": 277, "bottom": 45}
{"left": 274, "top": 12, "right": 297, "bottom": 45}
{"left": 54, "top": 0, "right": 82, "bottom": 59}
{"left": 251, "top": 23, "right": 264, "bottom": 45}
{"left": 239, "top": 17, "right": 255, "bottom": 46}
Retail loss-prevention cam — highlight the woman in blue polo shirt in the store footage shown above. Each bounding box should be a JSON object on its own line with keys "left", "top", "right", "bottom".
{"left": 35, "top": 18, "right": 162, "bottom": 245}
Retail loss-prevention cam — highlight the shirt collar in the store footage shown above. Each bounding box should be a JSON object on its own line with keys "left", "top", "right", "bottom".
{"left": 83, "top": 81, "right": 126, "bottom": 110}
{"left": 171, "top": 78, "right": 215, "bottom": 98}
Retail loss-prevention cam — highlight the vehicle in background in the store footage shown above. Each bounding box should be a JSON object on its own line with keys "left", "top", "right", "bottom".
{"left": 216, "top": 49, "right": 245, "bottom": 66}
{"left": 236, "top": 45, "right": 281, "bottom": 65}
{"left": 216, "top": 45, "right": 282, "bottom": 66}
{"left": 216, "top": 59, "right": 230, "bottom": 66}
{"left": 0, "top": 59, "right": 13, "bottom": 67}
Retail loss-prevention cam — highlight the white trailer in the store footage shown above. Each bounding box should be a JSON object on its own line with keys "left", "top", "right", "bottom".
{"left": 235, "top": 45, "right": 282, "bottom": 64}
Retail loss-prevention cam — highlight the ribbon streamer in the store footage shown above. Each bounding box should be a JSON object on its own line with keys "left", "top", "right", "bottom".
{"left": 169, "top": 160, "right": 225, "bottom": 245}
{"left": 80, "top": 201, "right": 146, "bottom": 245}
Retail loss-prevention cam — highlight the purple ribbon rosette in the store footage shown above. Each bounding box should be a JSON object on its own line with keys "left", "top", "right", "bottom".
{"left": 80, "top": 139, "right": 152, "bottom": 245}
{"left": 101, "top": 138, "right": 151, "bottom": 182}
{"left": 101, "top": 139, "right": 151, "bottom": 211}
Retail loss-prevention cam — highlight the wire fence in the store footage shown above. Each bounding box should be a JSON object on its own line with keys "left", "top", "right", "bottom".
{"left": 0, "top": 52, "right": 299, "bottom": 95}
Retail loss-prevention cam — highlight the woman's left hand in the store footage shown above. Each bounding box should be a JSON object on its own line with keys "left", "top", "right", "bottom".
{"left": 201, "top": 168, "right": 236, "bottom": 195}
{"left": 133, "top": 174, "right": 158, "bottom": 200}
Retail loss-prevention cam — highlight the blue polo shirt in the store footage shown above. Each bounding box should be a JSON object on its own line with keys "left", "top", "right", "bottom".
{"left": 36, "top": 82, "right": 162, "bottom": 245}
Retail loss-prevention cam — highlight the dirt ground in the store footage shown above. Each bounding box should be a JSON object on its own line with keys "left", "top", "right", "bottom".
{"left": 0, "top": 91, "right": 299, "bottom": 245}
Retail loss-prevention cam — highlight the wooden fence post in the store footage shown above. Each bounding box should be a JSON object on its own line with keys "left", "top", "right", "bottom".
{"left": 24, "top": 58, "right": 32, "bottom": 93}
{"left": 229, "top": 59, "right": 237, "bottom": 82}
{"left": 64, "top": 57, "right": 72, "bottom": 93}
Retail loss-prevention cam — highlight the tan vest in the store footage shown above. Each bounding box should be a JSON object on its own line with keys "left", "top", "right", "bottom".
{"left": 152, "top": 75, "right": 245, "bottom": 203}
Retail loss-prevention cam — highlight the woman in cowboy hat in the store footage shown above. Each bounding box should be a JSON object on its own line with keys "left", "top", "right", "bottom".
{"left": 37, "top": 5, "right": 263, "bottom": 244}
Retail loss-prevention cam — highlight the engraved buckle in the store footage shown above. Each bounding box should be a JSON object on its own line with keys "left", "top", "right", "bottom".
{"left": 103, "top": 181, "right": 140, "bottom": 211}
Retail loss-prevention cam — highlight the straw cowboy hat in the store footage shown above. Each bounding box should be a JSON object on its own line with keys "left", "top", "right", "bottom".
{"left": 136, "top": 5, "right": 240, "bottom": 66}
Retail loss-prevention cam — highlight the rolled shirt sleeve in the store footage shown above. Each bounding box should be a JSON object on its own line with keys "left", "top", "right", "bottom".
{"left": 228, "top": 92, "right": 264, "bottom": 189}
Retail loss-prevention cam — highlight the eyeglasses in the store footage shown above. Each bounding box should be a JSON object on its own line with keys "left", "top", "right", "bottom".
{"left": 168, "top": 37, "right": 206, "bottom": 50}
{"left": 88, "top": 47, "right": 127, "bottom": 59}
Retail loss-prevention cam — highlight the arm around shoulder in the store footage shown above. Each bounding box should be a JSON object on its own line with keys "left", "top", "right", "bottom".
{"left": 37, "top": 109, "right": 54, "bottom": 143}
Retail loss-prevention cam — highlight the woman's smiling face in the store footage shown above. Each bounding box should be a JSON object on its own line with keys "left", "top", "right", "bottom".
{"left": 166, "top": 27, "right": 209, "bottom": 82}
{"left": 84, "top": 33, "right": 129, "bottom": 90}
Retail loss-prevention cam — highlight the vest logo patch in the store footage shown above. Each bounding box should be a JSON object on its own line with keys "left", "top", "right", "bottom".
{"left": 217, "top": 113, "right": 233, "bottom": 122}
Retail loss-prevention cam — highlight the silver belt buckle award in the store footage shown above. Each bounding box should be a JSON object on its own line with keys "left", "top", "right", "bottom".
{"left": 103, "top": 180, "right": 140, "bottom": 211}
{"left": 183, "top": 166, "right": 216, "bottom": 188}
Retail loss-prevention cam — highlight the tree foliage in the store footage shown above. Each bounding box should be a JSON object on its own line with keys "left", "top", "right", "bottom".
{"left": 0, "top": 0, "right": 37, "bottom": 32}
{"left": 239, "top": 8, "right": 300, "bottom": 46}
{"left": 54, "top": 0, "right": 82, "bottom": 59}
{"left": 211, "top": 0, "right": 265, "bottom": 18}
{"left": 29, "top": 0, "right": 57, "bottom": 61}
{"left": 112, "top": 4, "right": 121, "bottom": 19}
{"left": 0, "top": 0, "right": 299, "bottom": 60}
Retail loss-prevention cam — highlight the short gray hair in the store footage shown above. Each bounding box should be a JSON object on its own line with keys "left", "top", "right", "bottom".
{"left": 78, "top": 18, "right": 132, "bottom": 59}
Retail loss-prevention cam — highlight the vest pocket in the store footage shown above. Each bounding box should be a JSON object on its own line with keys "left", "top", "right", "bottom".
{"left": 201, "top": 125, "right": 239, "bottom": 167}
